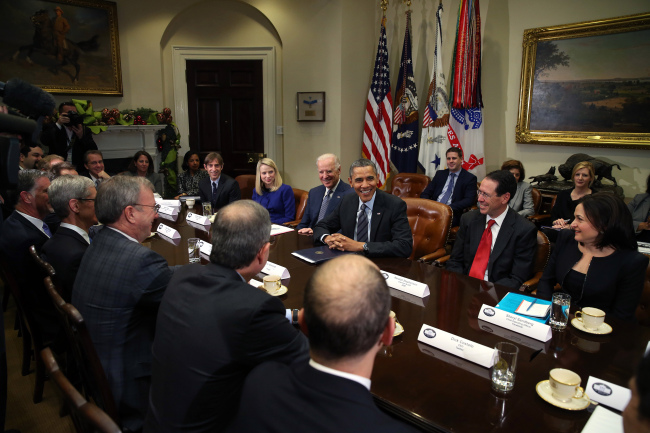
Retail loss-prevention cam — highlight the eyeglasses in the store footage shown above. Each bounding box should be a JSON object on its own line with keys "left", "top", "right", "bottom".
{"left": 76, "top": 198, "right": 96, "bottom": 202}
{"left": 477, "top": 190, "right": 501, "bottom": 200}
{"left": 133, "top": 203, "right": 161, "bottom": 213}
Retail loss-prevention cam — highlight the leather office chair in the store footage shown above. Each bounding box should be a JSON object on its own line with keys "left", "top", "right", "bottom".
{"left": 284, "top": 188, "right": 309, "bottom": 227}
{"left": 235, "top": 174, "right": 256, "bottom": 200}
{"left": 403, "top": 198, "right": 453, "bottom": 262}
{"left": 529, "top": 194, "right": 557, "bottom": 226}
{"left": 0, "top": 255, "right": 46, "bottom": 403}
{"left": 390, "top": 173, "right": 430, "bottom": 198}
{"left": 530, "top": 187, "right": 542, "bottom": 215}
{"left": 41, "top": 347, "right": 122, "bottom": 433}
{"left": 520, "top": 231, "right": 551, "bottom": 293}
{"left": 635, "top": 255, "right": 650, "bottom": 327}
{"left": 61, "top": 301, "right": 122, "bottom": 428}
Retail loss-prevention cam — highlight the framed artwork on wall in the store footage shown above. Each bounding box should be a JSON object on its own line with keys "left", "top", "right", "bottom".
{"left": 516, "top": 12, "right": 650, "bottom": 150}
{"left": 297, "top": 92, "right": 325, "bottom": 122}
{"left": 0, "top": 0, "right": 122, "bottom": 95}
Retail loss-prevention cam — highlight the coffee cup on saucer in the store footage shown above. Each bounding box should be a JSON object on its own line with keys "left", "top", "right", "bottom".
{"left": 263, "top": 275, "right": 282, "bottom": 295}
{"left": 575, "top": 307, "right": 605, "bottom": 331}
{"left": 549, "top": 368, "right": 584, "bottom": 403}
{"left": 186, "top": 198, "right": 195, "bottom": 208}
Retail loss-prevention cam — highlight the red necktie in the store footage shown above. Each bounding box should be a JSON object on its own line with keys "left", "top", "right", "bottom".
{"left": 469, "top": 219, "right": 496, "bottom": 280}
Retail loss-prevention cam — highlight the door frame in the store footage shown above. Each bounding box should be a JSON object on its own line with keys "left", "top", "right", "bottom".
{"left": 172, "top": 46, "right": 278, "bottom": 169}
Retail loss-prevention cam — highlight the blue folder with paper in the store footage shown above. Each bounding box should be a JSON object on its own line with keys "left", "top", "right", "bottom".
{"left": 495, "top": 292, "right": 552, "bottom": 324}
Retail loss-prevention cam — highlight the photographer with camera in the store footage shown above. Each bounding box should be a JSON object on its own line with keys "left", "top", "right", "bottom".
{"left": 41, "top": 101, "right": 97, "bottom": 173}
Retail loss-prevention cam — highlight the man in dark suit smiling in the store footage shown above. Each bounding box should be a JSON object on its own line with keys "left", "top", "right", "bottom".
{"left": 197, "top": 152, "right": 240, "bottom": 212}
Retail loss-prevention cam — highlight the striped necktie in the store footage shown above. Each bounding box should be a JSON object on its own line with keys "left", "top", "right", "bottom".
{"left": 317, "top": 190, "right": 332, "bottom": 222}
{"left": 356, "top": 204, "right": 369, "bottom": 243}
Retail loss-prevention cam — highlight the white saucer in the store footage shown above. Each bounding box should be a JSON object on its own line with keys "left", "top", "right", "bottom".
{"left": 259, "top": 285, "right": 288, "bottom": 296}
{"left": 536, "top": 380, "right": 590, "bottom": 411}
{"left": 571, "top": 318, "right": 612, "bottom": 335}
{"left": 394, "top": 321, "right": 404, "bottom": 337}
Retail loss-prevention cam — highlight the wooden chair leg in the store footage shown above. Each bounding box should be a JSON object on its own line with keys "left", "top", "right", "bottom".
{"left": 20, "top": 319, "right": 34, "bottom": 377}
{"left": 33, "top": 352, "right": 45, "bottom": 403}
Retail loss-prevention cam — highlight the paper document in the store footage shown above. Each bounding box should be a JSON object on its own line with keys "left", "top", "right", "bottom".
{"left": 515, "top": 300, "right": 550, "bottom": 319}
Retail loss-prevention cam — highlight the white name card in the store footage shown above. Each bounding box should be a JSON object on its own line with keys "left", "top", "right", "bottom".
{"left": 271, "top": 224, "right": 294, "bottom": 236}
{"left": 156, "top": 223, "right": 180, "bottom": 240}
{"left": 389, "top": 288, "right": 428, "bottom": 307}
{"left": 417, "top": 343, "right": 490, "bottom": 380}
{"left": 197, "top": 239, "right": 212, "bottom": 256}
{"left": 156, "top": 199, "right": 181, "bottom": 209}
{"left": 477, "top": 319, "right": 547, "bottom": 353}
{"left": 158, "top": 205, "right": 178, "bottom": 217}
{"left": 585, "top": 376, "right": 631, "bottom": 412}
{"left": 417, "top": 324, "right": 495, "bottom": 368}
{"left": 380, "top": 271, "right": 429, "bottom": 298}
{"left": 249, "top": 279, "right": 262, "bottom": 288}
{"left": 478, "top": 304, "right": 552, "bottom": 342}
{"left": 186, "top": 212, "right": 211, "bottom": 227}
{"left": 261, "top": 261, "right": 290, "bottom": 279}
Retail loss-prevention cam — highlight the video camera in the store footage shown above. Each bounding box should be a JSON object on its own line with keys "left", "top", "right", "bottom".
{"left": 0, "top": 78, "right": 56, "bottom": 190}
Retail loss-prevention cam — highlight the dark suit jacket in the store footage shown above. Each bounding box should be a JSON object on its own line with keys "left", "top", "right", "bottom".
{"left": 421, "top": 168, "right": 477, "bottom": 226}
{"left": 198, "top": 174, "right": 241, "bottom": 211}
{"left": 447, "top": 208, "right": 537, "bottom": 290}
{"left": 297, "top": 181, "right": 353, "bottom": 229}
{"left": 144, "top": 263, "right": 308, "bottom": 433}
{"left": 0, "top": 212, "right": 59, "bottom": 344}
{"left": 40, "top": 123, "right": 97, "bottom": 173}
{"left": 537, "top": 229, "right": 648, "bottom": 321}
{"left": 226, "top": 361, "right": 420, "bottom": 433}
{"left": 41, "top": 226, "right": 89, "bottom": 302}
{"left": 313, "top": 190, "right": 413, "bottom": 258}
{"left": 72, "top": 227, "right": 176, "bottom": 432}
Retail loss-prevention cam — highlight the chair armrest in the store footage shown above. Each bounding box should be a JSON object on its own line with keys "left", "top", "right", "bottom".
{"left": 283, "top": 220, "right": 301, "bottom": 228}
{"left": 417, "top": 249, "right": 447, "bottom": 264}
{"left": 432, "top": 255, "right": 451, "bottom": 268}
{"left": 528, "top": 214, "right": 551, "bottom": 224}
{"left": 519, "top": 271, "right": 543, "bottom": 293}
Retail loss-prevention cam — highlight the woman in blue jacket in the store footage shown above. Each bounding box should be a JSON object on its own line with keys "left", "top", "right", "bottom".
{"left": 252, "top": 158, "right": 295, "bottom": 224}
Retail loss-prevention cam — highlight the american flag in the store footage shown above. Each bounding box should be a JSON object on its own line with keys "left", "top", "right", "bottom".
{"left": 363, "top": 17, "right": 392, "bottom": 188}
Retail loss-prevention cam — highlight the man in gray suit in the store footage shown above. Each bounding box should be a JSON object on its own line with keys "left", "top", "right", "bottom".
{"left": 72, "top": 175, "right": 176, "bottom": 432}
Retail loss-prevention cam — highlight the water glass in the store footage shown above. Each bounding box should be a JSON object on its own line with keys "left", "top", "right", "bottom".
{"left": 549, "top": 292, "right": 571, "bottom": 330}
{"left": 202, "top": 202, "right": 212, "bottom": 216}
{"left": 187, "top": 238, "right": 201, "bottom": 263}
{"left": 491, "top": 342, "right": 518, "bottom": 392}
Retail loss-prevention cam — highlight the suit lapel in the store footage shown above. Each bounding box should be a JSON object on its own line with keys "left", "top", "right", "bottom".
{"left": 468, "top": 212, "right": 486, "bottom": 257}
{"left": 369, "top": 191, "right": 385, "bottom": 241}
{"left": 14, "top": 212, "right": 49, "bottom": 241}
{"left": 59, "top": 227, "right": 89, "bottom": 246}
{"left": 488, "top": 209, "right": 515, "bottom": 269}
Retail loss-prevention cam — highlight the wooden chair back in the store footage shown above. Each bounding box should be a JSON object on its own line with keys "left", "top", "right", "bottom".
{"left": 520, "top": 231, "right": 551, "bottom": 293}
{"left": 390, "top": 173, "right": 430, "bottom": 198}
{"left": 235, "top": 174, "right": 256, "bottom": 200}
{"left": 403, "top": 198, "right": 453, "bottom": 262}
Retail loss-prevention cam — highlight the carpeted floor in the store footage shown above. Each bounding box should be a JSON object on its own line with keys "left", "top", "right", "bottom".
{"left": 3, "top": 285, "right": 75, "bottom": 433}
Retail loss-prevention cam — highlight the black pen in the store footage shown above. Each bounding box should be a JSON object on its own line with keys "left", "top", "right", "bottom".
{"left": 526, "top": 299, "right": 537, "bottom": 311}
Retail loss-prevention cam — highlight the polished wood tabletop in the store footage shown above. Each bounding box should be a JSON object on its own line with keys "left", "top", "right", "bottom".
{"left": 149, "top": 206, "right": 650, "bottom": 433}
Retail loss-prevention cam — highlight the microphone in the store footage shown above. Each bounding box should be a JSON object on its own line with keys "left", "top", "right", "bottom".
{"left": 0, "top": 78, "right": 56, "bottom": 118}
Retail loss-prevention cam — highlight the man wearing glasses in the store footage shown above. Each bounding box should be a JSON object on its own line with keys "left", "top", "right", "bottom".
{"left": 447, "top": 170, "right": 537, "bottom": 290}
{"left": 72, "top": 175, "right": 176, "bottom": 433}
{"left": 42, "top": 175, "right": 97, "bottom": 301}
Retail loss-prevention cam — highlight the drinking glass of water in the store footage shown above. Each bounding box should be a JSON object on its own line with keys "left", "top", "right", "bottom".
{"left": 491, "top": 342, "right": 518, "bottom": 392}
{"left": 187, "top": 238, "right": 201, "bottom": 264}
{"left": 549, "top": 292, "right": 571, "bottom": 331}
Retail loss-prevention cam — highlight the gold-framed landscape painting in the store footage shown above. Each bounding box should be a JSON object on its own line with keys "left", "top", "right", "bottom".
{"left": 516, "top": 13, "right": 650, "bottom": 150}
{"left": 0, "top": 0, "right": 122, "bottom": 95}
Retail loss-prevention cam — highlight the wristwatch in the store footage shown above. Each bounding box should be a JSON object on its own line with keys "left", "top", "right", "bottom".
{"left": 362, "top": 243, "right": 369, "bottom": 255}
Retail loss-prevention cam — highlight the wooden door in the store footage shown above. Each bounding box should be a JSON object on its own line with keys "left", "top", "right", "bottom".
{"left": 186, "top": 60, "right": 264, "bottom": 178}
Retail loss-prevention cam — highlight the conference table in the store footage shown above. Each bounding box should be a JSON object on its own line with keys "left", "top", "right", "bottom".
{"left": 147, "top": 205, "right": 650, "bottom": 433}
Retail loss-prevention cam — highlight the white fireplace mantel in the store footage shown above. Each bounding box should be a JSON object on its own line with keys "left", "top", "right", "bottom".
{"left": 93, "top": 124, "right": 162, "bottom": 170}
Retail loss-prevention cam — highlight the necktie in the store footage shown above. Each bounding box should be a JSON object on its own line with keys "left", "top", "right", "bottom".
{"left": 317, "top": 190, "right": 332, "bottom": 222}
{"left": 438, "top": 173, "right": 456, "bottom": 205}
{"left": 95, "top": 179, "right": 100, "bottom": 188}
{"left": 211, "top": 182, "right": 218, "bottom": 206}
{"left": 469, "top": 219, "right": 496, "bottom": 280}
{"left": 356, "top": 204, "right": 369, "bottom": 243}
{"left": 42, "top": 222, "right": 52, "bottom": 237}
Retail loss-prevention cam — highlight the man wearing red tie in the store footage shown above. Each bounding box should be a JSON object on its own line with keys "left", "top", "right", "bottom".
{"left": 446, "top": 170, "right": 537, "bottom": 289}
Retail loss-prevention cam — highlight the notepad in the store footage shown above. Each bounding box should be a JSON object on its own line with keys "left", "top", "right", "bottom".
{"left": 515, "top": 300, "right": 551, "bottom": 319}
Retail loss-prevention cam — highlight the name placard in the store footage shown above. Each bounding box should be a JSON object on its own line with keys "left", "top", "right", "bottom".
{"left": 585, "top": 376, "right": 631, "bottom": 412}
{"left": 417, "top": 324, "right": 495, "bottom": 368}
{"left": 477, "top": 319, "right": 548, "bottom": 353}
{"left": 156, "top": 223, "right": 180, "bottom": 240}
{"left": 156, "top": 199, "right": 181, "bottom": 210}
{"left": 380, "top": 271, "right": 429, "bottom": 298}
{"left": 478, "top": 304, "right": 552, "bottom": 342}
{"left": 389, "top": 288, "right": 428, "bottom": 307}
{"left": 271, "top": 224, "right": 294, "bottom": 236}
{"left": 197, "top": 239, "right": 212, "bottom": 256}
{"left": 186, "top": 212, "right": 211, "bottom": 227}
{"left": 417, "top": 343, "right": 490, "bottom": 380}
{"left": 261, "top": 261, "right": 290, "bottom": 279}
{"left": 158, "top": 205, "right": 178, "bottom": 217}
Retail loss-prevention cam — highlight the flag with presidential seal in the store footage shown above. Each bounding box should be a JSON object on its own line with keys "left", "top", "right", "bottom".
{"left": 418, "top": 2, "right": 450, "bottom": 178}
{"left": 447, "top": 0, "right": 485, "bottom": 179}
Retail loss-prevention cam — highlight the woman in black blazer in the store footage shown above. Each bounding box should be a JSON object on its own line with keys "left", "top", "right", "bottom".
{"left": 538, "top": 193, "right": 648, "bottom": 321}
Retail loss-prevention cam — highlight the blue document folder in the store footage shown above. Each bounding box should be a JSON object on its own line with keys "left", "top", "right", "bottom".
{"left": 495, "top": 292, "right": 552, "bottom": 324}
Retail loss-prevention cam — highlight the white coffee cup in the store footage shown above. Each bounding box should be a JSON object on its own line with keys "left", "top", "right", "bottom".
{"left": 549, "top": 368, "right": 584, "bottom": 402}
{"left": 186, "top": 198, "right": 195, "bottom": 208}
{"left": 263, "top": 275, "right": 281, "bottom": 294}
{"left": 575, "top": 307, "right": 605, "bottom": 331}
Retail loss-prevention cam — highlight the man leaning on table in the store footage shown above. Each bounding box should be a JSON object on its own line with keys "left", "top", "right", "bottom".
{"left": 226, "top": 255, "right": 420, "bottom": 433}
{"left": 313, "top": 158, "right": 413, "bottom": 258}
{"left": 446, "top": 170, "right": 537, "bottom": 290}
{"left": 144, "top": 200, "right": 308, "bottom": 433}
{"left": 296, "top": 153, "right": 352, "bottom": 234}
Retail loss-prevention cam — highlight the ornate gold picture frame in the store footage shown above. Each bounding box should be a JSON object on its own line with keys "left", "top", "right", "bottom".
{"left": 516, "top": 13, "right": 650, "bottom": 149}
{"left": 0, "top": 0, "right": 122, "bottom": 95}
